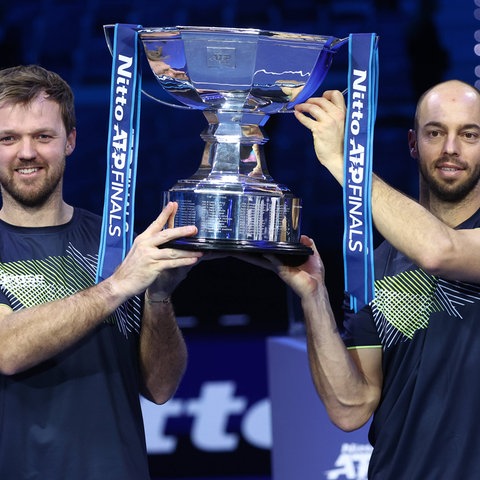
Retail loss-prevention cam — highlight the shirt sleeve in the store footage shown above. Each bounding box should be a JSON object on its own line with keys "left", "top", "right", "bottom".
{"left": 341, "top": 293, "right": 382, "bottom": 349}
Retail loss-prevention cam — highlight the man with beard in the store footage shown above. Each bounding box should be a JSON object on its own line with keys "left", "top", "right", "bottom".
{"left": 0, "top": 65, "right": 203, "bottom": 479}
{"left": 249, "top": 80, "right": 480, "bottom": 478}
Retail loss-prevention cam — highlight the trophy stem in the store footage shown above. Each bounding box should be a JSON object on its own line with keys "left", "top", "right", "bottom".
{"left": 164, "top": 114, "right": 305, "bottom": 251}
{"left": 200, "top": 116, "right": 273, "bottom": 184}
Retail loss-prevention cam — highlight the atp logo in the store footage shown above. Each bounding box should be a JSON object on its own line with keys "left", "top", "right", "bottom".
{"left": 325, "top": 442, "right": 373, "bottom": 480}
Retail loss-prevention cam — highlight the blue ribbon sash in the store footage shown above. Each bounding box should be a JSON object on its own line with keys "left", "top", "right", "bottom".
{"left": 343, "top": 33, "right": 378, "bottom": 312}
{"left": 96, "top": 24, "right": 142, "bottom": 282}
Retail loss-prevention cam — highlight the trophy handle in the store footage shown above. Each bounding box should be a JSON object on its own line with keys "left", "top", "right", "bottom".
{"left": 139, "top": 89, "right": 193, "bottom": 110}
{"left": 285, "top": 36, "right": 348, "bottom": 108}
{"left": 103, "top": 24, "right": 194, "bottom": 111}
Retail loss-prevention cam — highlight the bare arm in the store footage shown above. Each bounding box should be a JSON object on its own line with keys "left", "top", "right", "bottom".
{"left": 232, "top": 238, "right": 382, "bottom": 431}
{"left": 0, "top": 279, "right": 126, "bottom": 375}
{"left": 294, "top": 91, "right": 480, "bottom": 283}
{"left": 370, "top": 175, "right": 480, "bottom": 282}
{"left": 139, "top": 298, "right": 187, "bottom": 404}
{"left": 301, "top": 278, "right": 382, "bottom": 431}
{"left": 0, "top": 202, "right": 199, "bottom": 389}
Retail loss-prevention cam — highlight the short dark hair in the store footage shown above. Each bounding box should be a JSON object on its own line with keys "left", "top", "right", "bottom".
{"left": 0, "top": 65, "right": 76, "bottom": 134}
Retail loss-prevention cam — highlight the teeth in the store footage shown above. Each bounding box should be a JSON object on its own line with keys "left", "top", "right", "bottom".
{"left": 18, "top": 168, "right": 38, "bottom": 174}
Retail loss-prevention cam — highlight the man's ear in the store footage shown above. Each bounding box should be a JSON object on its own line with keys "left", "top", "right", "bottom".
{"left": 65, "top": 128, "right": 77, "bottom": 156}
{"left": 408, "top": 129, "right": 418, "bottom": 158}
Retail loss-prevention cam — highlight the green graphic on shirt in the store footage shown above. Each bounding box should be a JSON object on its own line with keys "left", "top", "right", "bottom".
{"left": 0, "top": 255, "right": 94, "bottom": 308}
{"left": 373, "top": 269, "right": 442, "bottom": 339}
{"left": 372, "top": 269, "right": 480, "bottom": 347}
{"left": 0, "top": 243, "right": 141, "bottom": 336}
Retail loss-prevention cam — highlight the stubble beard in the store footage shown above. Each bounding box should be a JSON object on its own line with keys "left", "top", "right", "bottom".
{"left": 419, "top": 156, "right": 480, "bottom": 203}
{"left": 0, "top": 163, "right": 65, "bottom": 209}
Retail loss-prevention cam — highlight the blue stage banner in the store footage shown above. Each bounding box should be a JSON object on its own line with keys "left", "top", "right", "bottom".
{"left": 142, "top": 334, "right": 372, "bottom": 479}
{"left": 143, "top": 333, "right": 271, "bottom": 477}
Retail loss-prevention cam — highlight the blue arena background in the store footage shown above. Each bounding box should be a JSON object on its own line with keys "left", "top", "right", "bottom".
{"left": 0, "top": 1, "right": 477, "bottom": 479}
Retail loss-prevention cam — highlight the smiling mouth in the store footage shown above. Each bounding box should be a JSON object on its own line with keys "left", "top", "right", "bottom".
{"left": 439, "top": 166, "right": 461, "bottom": 172}
{"left": 17, "top": 167, "right": 40, "bottom": 174}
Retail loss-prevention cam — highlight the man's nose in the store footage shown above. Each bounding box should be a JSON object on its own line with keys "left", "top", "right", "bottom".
{"left": 17, "top": 138, "right": 37, "bottom": 159}
{"left": 443, "top": 134, "right": 460, "bottom": 156}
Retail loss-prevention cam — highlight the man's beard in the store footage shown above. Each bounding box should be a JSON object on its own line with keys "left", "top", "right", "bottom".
{"left": 419, "top": 156, "right": 480, "bottom": 203}
{"left": 0, "top": 164, "right": 65, "bottom": 208}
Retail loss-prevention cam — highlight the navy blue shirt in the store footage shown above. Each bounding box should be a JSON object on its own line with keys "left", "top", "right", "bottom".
{"left": 0, "top": 209, "right": 149, "bottom": 480}
{"left": 343, "top": 209, "right": 480, "bottom": 479}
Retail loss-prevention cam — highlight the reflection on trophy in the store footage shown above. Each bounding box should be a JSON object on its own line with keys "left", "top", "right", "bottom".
{"left": 105, "top": 26, "right": 347, "bottom": 264}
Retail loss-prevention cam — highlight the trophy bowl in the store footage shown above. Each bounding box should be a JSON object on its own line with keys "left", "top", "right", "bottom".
{"left": 105, "top": 25, "right": 347, "bottom": 265}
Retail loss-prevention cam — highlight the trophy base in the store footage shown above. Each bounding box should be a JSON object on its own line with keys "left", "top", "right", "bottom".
{"left": 163, "top": 237, "right": 313, "bottom": 267}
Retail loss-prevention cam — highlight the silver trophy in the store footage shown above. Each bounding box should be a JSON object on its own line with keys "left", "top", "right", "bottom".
{"left": 105, "top": 26, "right": 346, "bottom": 265}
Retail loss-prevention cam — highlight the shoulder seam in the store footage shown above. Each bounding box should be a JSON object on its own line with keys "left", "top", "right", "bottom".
{"left": 346, "top": 345, "right": 382, "bottom": 350}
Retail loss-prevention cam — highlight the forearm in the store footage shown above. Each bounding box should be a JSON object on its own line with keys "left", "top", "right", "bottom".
{"left": 327, "top": 156, "right": 461, "bottom": 277}
{"left": 371, "top": 175, "right": 461, "bottom": 276}
{"left": 139, "top": 298, "right": 187, "bottom": 404}
{"left": 301, "top": 290, "right": 380, "bottom": 431}
{"left": 0, "top": 279, "right": 125, "bottom": 375}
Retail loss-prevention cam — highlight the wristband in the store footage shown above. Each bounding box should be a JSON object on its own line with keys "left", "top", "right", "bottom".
{"left": 145, "top": 292, "right": 171, "bottom": 304}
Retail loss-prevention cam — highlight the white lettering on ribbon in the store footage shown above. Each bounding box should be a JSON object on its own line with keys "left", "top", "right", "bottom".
{"left": 108, "top": 54, "right": 133, "bottom": 238}
{"left": 347, "top": 69, "right": 367, "bottom": 254}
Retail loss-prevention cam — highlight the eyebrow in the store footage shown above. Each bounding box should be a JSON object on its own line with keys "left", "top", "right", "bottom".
{"left": 422, "top": 121, "right": 480, "bottom": 131}
{"left": 0, "top": 127, "right": 59, "bottom": 136}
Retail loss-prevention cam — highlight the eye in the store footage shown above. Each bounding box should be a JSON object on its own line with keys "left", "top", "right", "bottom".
{"left": 427, "top": 129, "right": 442, "bottom": 138}
{"left": 463, "top": 131, "right": 479, "bottom": 140}
{"left": 35, "top": 134, "right": 53, "bottom": 142}
{"left": 0, "top": 135, "right": 16, "bottom": 145}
